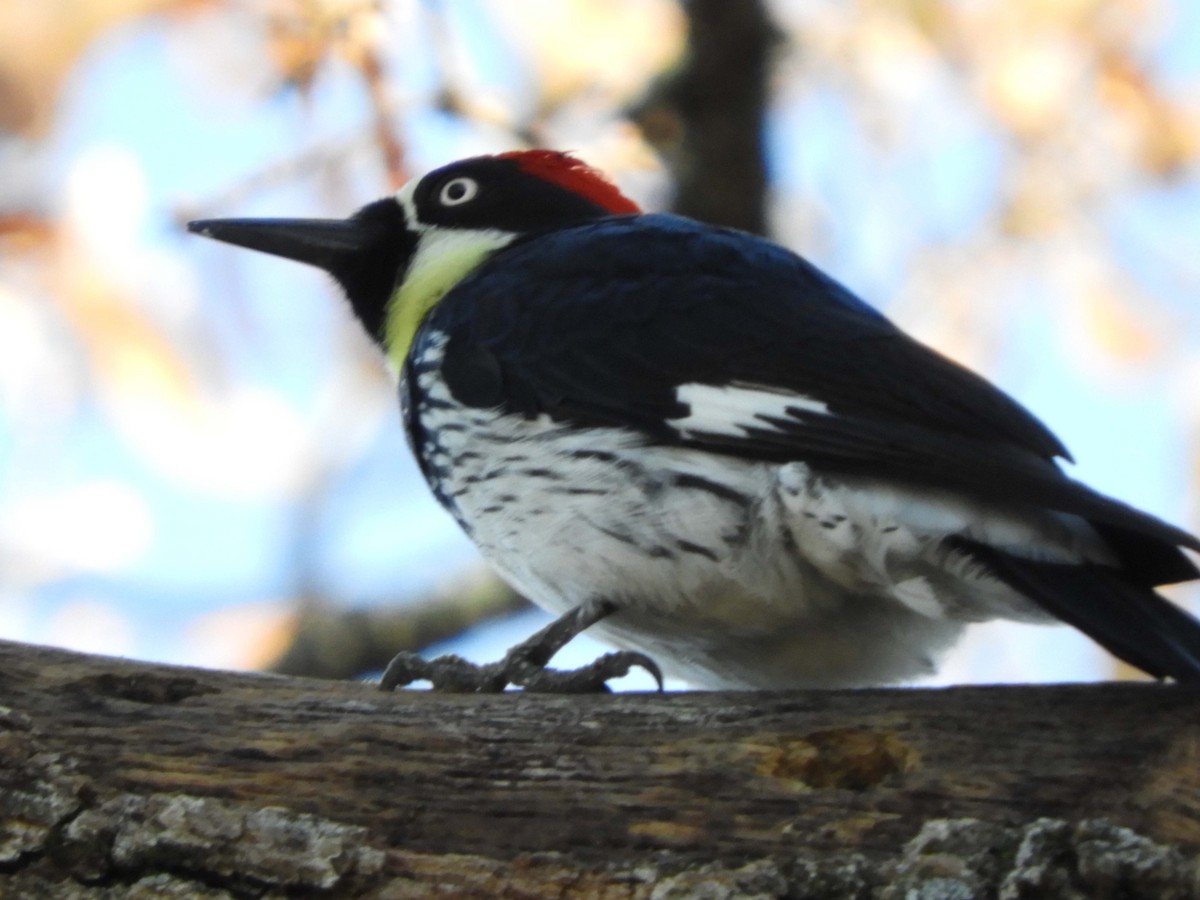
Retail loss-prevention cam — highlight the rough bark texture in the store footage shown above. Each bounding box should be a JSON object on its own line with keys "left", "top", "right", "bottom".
{"left": 1, "top": 639, "right": 1199, "bottom": 898}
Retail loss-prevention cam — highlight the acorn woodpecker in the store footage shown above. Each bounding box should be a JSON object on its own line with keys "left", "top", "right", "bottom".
{"left": 189, "top": 150, "right": 1200, "bottom": 690}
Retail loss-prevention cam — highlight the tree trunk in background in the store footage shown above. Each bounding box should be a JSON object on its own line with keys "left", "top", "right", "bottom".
{"left": 2, "top": 640, "right": 1199, "bottom": 898}
{"left": 632, "top": 0, "right": 777, "bottom": 236}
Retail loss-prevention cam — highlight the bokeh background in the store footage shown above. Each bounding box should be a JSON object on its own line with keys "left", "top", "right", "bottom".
{"left": 1, "top": 0, "right": 1198, "bottom": 688}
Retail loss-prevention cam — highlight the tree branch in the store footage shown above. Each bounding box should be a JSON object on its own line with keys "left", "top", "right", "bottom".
{"left": 1, "top": 639, "right": 1198, "bottom": 897}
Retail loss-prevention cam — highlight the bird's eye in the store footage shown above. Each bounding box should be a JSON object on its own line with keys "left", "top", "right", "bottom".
{"left": 438, "top": 177, "right": 479, "bottom": 206}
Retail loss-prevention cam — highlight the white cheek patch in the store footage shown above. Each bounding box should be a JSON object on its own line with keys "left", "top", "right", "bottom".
{"left": 667, "top": 382, "right": 830, "bottom": 438}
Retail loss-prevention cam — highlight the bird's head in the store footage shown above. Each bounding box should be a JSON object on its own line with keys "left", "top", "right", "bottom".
{"left": 188, "top": 150, "right": 640, "bottom": 368}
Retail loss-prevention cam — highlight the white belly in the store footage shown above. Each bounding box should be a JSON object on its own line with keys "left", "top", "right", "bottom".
{"left": 409, "top": 357, "right": 1107, "bottom": 688}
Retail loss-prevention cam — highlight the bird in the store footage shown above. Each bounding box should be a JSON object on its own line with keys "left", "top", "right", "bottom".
{"left": 189, "top": 149, "right": 1200, "bottom": 691}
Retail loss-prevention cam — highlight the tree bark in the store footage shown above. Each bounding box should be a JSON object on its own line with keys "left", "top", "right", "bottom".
{"left": 1, "top": 639, "right": 1198, "bottom": 898}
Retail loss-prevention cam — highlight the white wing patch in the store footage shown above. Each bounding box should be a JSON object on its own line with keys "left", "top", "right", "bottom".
{"left": 667, "top": 383, "right": 829, "bottom": 439}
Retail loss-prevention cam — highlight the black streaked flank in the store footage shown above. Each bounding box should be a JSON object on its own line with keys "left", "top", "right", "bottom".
{"left": 672, "top": 472, "right": 752, "bottom": 506}
{"left": 676, "top": 541, "right": 720, "bottom": 561}
{"left": 523, "top": 468, "right": 564, "bottom": 480}
{"left": 596, "top": 525, "right": 639, "bottom": 548}
{"left": 569, "top": 450, "right": 619, "bottom": 463}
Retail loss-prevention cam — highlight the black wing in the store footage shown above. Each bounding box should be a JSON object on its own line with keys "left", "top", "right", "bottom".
{"left": 949, "top": 537, "right": 1200, "bottom": 683}
{"left": 427, "top": 214, "right": 1200, "bottom": 577}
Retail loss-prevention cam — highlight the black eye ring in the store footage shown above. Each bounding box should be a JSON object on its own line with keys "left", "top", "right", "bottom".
{"left": 439, "top": 177, "right": 480, "bottom": 206}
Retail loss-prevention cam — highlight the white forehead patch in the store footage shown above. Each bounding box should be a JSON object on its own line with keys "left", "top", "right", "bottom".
{"left": 394, "top": 179, "right": 421, "bottom": 232}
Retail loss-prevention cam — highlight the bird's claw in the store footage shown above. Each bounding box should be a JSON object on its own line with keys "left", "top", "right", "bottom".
{"left": 378, "top": 652, "right": 509, "bottom": 693}
{"left": 513, "top": 650, "right": 664, "bottom": 693}
{"left": 378, "top": 598, "right": 662, "bottom": 693}
{"left": 378, "top": 647, "right": 664, "bottom": 694}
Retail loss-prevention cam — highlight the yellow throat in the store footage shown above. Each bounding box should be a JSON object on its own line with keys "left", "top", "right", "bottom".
{"left": 383, "top": 226, "right": 515, "bottom": 371}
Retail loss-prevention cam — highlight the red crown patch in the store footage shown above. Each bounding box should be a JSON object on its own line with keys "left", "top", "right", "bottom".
{"left": 498, "top": 150, "right": 641, "bottom": 215}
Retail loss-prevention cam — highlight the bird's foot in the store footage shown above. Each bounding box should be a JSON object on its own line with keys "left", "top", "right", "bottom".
{"left": 378, "top": 598, "right": 664, "bottom": 694}
{"left": 377, "top": 647, "right": 662, "bottom": 693}
{"left": 377, "top": 651, "right": 509, "bottom": 693}
{"left": 509, "top": 649, "right": 663, "bottom": 693}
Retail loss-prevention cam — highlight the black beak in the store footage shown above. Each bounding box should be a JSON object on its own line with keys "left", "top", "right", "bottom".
{"left": 188, "top": 200, "right": 417, "bottom": 345}
{"left": 187, "top": 217, "right": 380, "bottom": 273}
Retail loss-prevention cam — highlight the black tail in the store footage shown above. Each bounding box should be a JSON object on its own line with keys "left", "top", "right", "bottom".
{"left": 951, "top": 538, "right": 1200, "bottom": 684}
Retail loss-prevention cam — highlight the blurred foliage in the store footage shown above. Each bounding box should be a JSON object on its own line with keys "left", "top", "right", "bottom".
{"left": 0, "top": 0, "right": 212, "bottom": 135}
{"left": 0, "top": 0, "right": 1197, "bottom": 681}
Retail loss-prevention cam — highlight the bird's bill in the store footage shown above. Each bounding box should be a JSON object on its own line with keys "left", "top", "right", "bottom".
{"left": 186, "top": 216, "right": 379, "bottom": 272}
